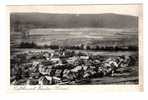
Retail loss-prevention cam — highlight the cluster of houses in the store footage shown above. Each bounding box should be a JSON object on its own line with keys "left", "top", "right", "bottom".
{"left": 10, "top": 48, "right": 136, "bottom": 85}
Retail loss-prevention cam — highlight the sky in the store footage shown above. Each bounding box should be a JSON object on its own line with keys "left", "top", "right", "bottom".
{"left": 7, "top": 4, "right": 142, "bottom": 17}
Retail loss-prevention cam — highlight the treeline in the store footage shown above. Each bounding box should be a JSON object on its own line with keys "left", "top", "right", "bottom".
{"left": 19, "top": 42, "right": 37, "bottom": 48}
{"left": 18, "top": 42, "right": 138, "bottom": 51}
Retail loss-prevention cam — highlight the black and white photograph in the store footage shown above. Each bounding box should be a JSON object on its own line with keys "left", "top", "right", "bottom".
{"left": 9, "top": 5, "right": 142, "bottom": 86}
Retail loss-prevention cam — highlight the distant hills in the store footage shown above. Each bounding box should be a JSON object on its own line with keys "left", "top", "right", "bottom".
{"left": 10, "top": 13, "right": 138, "bottom": 32}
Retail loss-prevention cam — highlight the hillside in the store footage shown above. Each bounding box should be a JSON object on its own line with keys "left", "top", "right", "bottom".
{"left": 10, "top": 13, "right": 138, "bottom": 32}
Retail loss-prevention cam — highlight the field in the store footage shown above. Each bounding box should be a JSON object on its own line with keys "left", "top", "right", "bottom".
{"left": 10, "top": 28, "right": 138, "bottom": 47}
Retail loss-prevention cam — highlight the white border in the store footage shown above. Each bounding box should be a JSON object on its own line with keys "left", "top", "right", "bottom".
{"left": 6, "top": 4, "right": 143, "bottom": 93}
{"left": 0, "top": 0, "right": 147, "bottom": 100}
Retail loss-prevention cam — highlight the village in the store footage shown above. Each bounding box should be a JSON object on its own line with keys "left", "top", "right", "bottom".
{"left": 10, "top": 48, "right": 138, "bottom": 85}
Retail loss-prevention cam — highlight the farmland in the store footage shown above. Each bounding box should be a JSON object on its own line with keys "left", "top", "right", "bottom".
{"left": 10, "top": 28, "right": 138, "bottom": 48}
